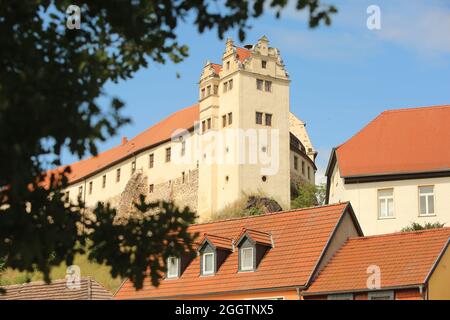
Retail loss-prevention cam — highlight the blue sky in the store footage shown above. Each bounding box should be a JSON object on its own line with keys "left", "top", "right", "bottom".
{"left": 62, "top": 0, "right": 450, "bottom": 182}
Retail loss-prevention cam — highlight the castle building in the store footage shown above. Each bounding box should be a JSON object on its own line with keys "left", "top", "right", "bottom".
{"left": 59, "top": 36, "right": 316, "bottom": 220}
{"left": 326, "top": 105, "right": 450, "bottom": 235}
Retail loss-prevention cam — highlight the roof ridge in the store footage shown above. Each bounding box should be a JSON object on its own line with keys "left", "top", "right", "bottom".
{"left": 382, "top": 104, "right": 450, "bottom": 114}
{"left": 349, "top": 226, "right": 450, "bottom": 241}
{"left": 195, "top": 202, "right": 349, "bottom": 226}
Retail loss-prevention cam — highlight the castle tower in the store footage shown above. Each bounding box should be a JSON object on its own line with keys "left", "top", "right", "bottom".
{"left": 197, "top": 36, "right": 291, "bottom": 219}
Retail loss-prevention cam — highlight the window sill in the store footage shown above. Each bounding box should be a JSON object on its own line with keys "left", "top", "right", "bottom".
{"left": 418, "top": 214, "right": 437, "bottom": 218}
{"left": 377, "top": 216, "right": 396, "bottom": 220}
{"left": 238, "top": 269, "right": 255, "bottom": 273}
{"left": 165, "top": 276, "right": 179, "bottom": 280}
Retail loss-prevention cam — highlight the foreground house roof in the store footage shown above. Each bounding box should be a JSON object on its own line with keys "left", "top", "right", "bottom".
{"left": 115, "top": 203, "right": 357, "bottom": 299}
{"left": 305, "top": 227, "right": 450, "bottom": 295}
{"left": 331, "top": 105, "right": 450, "bottom": 178}
{"left": 0, "top": 277, "right": 112, "bottom": 300}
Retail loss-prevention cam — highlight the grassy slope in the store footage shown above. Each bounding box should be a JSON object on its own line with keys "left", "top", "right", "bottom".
{"left": 0, "top": 254, "right": 123, "bottom": 293}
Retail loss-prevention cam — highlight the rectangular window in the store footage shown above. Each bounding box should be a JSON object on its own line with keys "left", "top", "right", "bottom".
{"left": 181, "top": 140, "right": 186, "bottom": 156}
{"left": 228, "top": 79, "right": 233, "bottom": 90}
{"left": 240, "top": 247, "right": 254, "bottom": 271}
{"left": 302, "top": 161, "right": 305, "bottom": 175}
{"left": 206, "top": 85, "right": 211, "bottom": 96}
{"left": 167, "top": 257, "right": 179, "bottom": 279}
{"left": 419, "top": 186, "right": 435, "bottom": 216}
{"left": 256, "top": 79, "right": 263, "bottom": 90}
{"left": 228, "top": 112, "right": 233, "bottom": 125}
{"left": 261, "top": 60, "right": 267, "bottom": 69}
{"left": 78, "top": 186, "right": 83, "bottom": 197}
{"left": 149, "top": 184, "right": 154, "bottom": 193}
{"left": 202, "top": 120, "right": 206, "bottom": 133}
{"left": 131, "top": 160, "right": 136, "bottom": 174}
{"left": 88, "top": 181, "right": 93, "bottom": 195}
{"left": 222, "top": 115, "right": 227, "bottom": 128}
{"left": 256, "top": 112, "right": 263, "bottom": 125}
{"left": 213, "top": 85, "right": 218, "bottom": 95}
{"left": 223, "top": 82, "right": 228, "bottom": 93}
{"left": 264, "top": 80, "right": 272, "bottom": 92}
{"left": 226, "top": 61, "right": 230, "bottom": 70}
{"left": 149, "top": 153, "right": 154, "bottom": 168}
{"left": 182, "top": 171, "right": 185, "bottom": 183}
{"left": 328, "top": 294, "right": 354, "bottom": 300}
{"left": 207, "top": 118, "right": 211, "bottom": 130}
{"left": 378, "top": 189, "right": 394, "bottom": 218}
{"left": 201, "top": 88, "right": 205, "bottom": 99}
{"left": 307, "top": 166, "right": 311, "bottom": 180}
{"left": 368, "top": 291, "right": 394, "bottom": 300}
{"left": 166, "top": 147, "right": 171, "bottom": 162}
{"left": 102, "top": 175, "right": 106, "bottom": 188}
{"left": 265, "top": 113, "right": 272, "bottom": 126}
{"left": 294, "top": 156, "right": 298, "bottom": 170}
{"left": 116, "top": 168, "right": 121, "bottom": 182}
{"left": 203, "top": 253, "right": 214, "bottom": 275}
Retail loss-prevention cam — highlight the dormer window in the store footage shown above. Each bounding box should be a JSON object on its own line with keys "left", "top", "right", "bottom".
{"left": 237, "top": 228, "right": 273, "bottom": 272}
{"left": 240, "top": 247, "right": 254, "bottom": 271}
{"left": 167, "top": 257, "right": 179, "bottom": 279}
{"left": 202, "top": 252, "right": 215, "bottom": 275}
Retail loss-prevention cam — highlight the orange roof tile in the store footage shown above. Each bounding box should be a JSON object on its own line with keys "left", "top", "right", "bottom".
{"left": 238, "top": 228, "right": 273, "bottom": 247}
{"left": 306, "top": 227, "right": 450, "bottom": 295}
{"left": 335, "top": 105, "right": 450, "bottom": 177}
{"left": 199, "top": 234, "right": 234, "bottom": 251}
{"left": 115, "top": 203, "right": 351, "bottom": 299}
{"left": 47, "top": 104, "right": 199, "bottom": 186}
{"left": 210, "top": 47, "right": 252, "bottom": 75}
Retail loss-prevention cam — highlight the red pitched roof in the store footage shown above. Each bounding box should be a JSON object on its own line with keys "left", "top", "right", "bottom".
{"left": 306, "top": 227, "right": 450, "bottom": 295}
{"left": 199, "top": 234, "right": 234, "bottom": 251}
{"left": 210, "top": 47, "right": 251, "bottom": 75}
{"left": 238, "top": 228, "right": 273, "bottom": 247}
{"left": 335, "top": 105, "right": 450, "bottom": 177}
{"left": 47, "top": 104, "right": 199, "bottom": 186}
{"left": 115, "top": 203, "right": 350, "bottom": 299}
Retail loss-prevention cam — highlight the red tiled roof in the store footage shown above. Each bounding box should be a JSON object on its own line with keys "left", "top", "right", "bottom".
{"left": 47, "top": 104, "right": 199, "bottom": 186}
{"left": 306, "top": 227, "right": 450, "bottom": 295}
{"left": 115, "top": 203, "right": 350, "bottom": 299}
{"left": 238, "top": 228, "right": 273, "bottom": 247}
{"left": 336, "top": 105, "right": 450, "bottom": 177}
{"left": 199, "top": 234, "right": 234, "bottom": 251}
{"left": 0, "top": 277, "right": 112, "bottom": 300}
{"left": 210, "top": 47, "right": 251, "bottom": 75}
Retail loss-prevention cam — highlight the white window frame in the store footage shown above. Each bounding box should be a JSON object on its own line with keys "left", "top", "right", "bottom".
{"left": 378, "top": 188, "right": 395, "bottom": 219}
{"left": 166, "top": 257, "right": 179, "bottom": 279}
{"left": 327, "top": 293, "right": 354, "bottom": 300}
{"left": 202, "top": 252, "right": 215, "bottom": 275}
{"left": 419, "top": 185, "right": 435, "bottom": 216}
{"left": 240, "top": 247, "right": 254, "bottom": 271}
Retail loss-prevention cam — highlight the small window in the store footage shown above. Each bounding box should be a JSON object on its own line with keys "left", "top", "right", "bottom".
{"left": 265, "top": 113, "right": 272, "bottom": 126}
{"left": 378, "top": 189, "right": 394, "bottom": 218}
{"left": 201, "top": 88, "right": 205, "bottom": 99}
{"left": 131, "top": 160, "right": 136, "bottom": 174}
{"left": 368, "top": 291, "right": 394, "bottom": 300}
{"left": 78, "top": 186, "right": 83, "bottom": 197}
{"left": 328, "top": 293, "right": 354, "bottom": 300}
{"left": 207, "top": 118, "right": 211, "bottom": 130}
{"left": 222, "top": 115, "right": 227, "bottom": 128}
{"left": 88, "top": 181, "right": 93, "bottom": 195}
{"left": 148, "top": 154, "right": 154, "bottom": 168}
{"left": 206, "top": 85, "right": 211, "bottom": 96}
{"left": 256, "top": 112, "right": 263, "bottom": 125}
{"left": 256, "top": 79, "right": 263, "bottom": 91}
{"left": 165, "top": 147, "right": 171, "bottom": 162}
{"left": 294, "top": 156, "right": 298, "bottom": 171}
{"left": 182, "top": 171, "right": 185, "bottom": 183}
{"left": 225, "top": 175, "right": 229, "bottom": 183}
{"left": 264, "top": 80, "right": 272, "bottom": 92}
{"left": 228, "top": 113, "right": 233, "bottom": 125}
{"left": 102, "top": 175, "right": 106, "bottom": 188}
{"left": 116, "top": 168, "right": 121, "bottom": 182}
{"left": 307, "top": 166, "right": 311, "bottom": 180}
{"left": 240, "top": 247, "right": 254, "bottom": 271}
{"left": 213, "top": 85, "right": 218, "bottom": 95}
{"left": 261, "top": 60, "right": 267, "bottom": 69}
{"left": 202, "top": 252, "right": 215, "bottom": 275}
{"left": 302, "top": 161, "right": 305, "bottom": 175}
{"left": 262, "top": 176, "right": 267, "bottom": 182}
{"left": 167, "top": 257, "right": 179, "bottom": 279}
{"left": 228, "top": 79, "right": 233, "bottom": 90}
{"left": 181, "top": 140, "right": 186, "bottom": 156}
{"left": 226, "top": 61, "right": 230, "bottom": 70}
{"left": 223, "top": 82, "right": 228, "bottom": 93}
{"left": 149, "top": 184, "right": 154, "bottom": 193}
{"left": 202, "top": 120, "right": 206, "bottom": 133}
{"left": 419, "top": 186, "right": 435, "bottom": 216}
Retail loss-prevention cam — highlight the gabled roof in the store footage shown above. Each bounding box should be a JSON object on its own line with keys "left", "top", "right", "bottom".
{"left": 46, "top": 104, "right": 199, "bottom": 186}
{"left": 333, "top": 105, "right": 450, "bottom": 178}
{"left": 210, "top": 47, "right": 252, "bottom": 76}
{"left": 115, "top": 203, "right": 352, "bottom": 299}
{"left": 237, "top": 228, "right": 273, "bottom": 247}
{"left": 198, "top": 233, "right": 234, "bottom": 251}
{"left": 0, "top": 277, "right": 112, "bottom": 300}
{"left": 305, "top": 227, "right": 450, "bottom": 295}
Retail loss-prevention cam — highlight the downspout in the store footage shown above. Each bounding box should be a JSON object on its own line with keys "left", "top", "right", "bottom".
{"left": 296, "top": 287, "right": 303, "bottom": 300}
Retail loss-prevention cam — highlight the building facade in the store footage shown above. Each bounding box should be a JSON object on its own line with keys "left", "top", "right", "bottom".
{"left": 326, "top": 105, "right": 450, "bottom": 235}
{"left": 57, "top": 36, "right": 317, "bottom": 221}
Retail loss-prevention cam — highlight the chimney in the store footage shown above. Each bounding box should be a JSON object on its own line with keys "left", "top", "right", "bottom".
{"left": 121, "top": 136, "right": 128, "bottom": 145}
